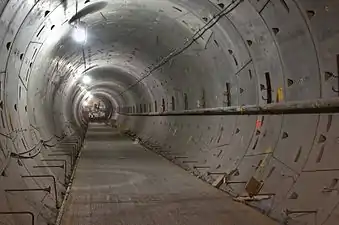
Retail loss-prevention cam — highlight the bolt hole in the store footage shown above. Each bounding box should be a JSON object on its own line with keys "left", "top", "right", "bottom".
{"left": 330, "top": 179, "right": 338, "bottom": 188}
{"left": 172, "top": 6, "right": 182, "bottom": 12}
{"left": 1, "top": 170, "right": 6, "bottom": 176}
{"left": 289, "top": 192, "right": 299, "bottom": 199}
{"left": 287, "top": 79, "right": 294, "bottom": 87}
{"left": 247, "top": 40, "right": 253, "bottom": 46}
{"left": 324, "top": 71, "right": 336, "bottom": 81}
{"left": 51, "top": 25, "right": 55, "bottom": 30}
{"left": 14, "top": 104, "right": 17, "bottom": 111}
{"left": 6, "top": 42, "right": 11, "bottom": 51}
{"left": 272, "top": 28, "right": 280, "bottom": 35}
{"left": 44, "top": 10, "right": 50, "bottom": 17}
{"left": 318, "top": 134, "right": 326, "bottom": 143}
{"left": 19, "top": 53, "right": 24, "bottom": 60}
{"left": 282, "top": 132, "right": 288, "bottom": 139}
{"left": 202, "top": 17, "right": 208, "bottom": 22}
{"left": 85, "top": 0, "right": 90, "bottom": 3}
{"left": 307, "top": 10, "right": 315, "bottom": 19}
{"left": 218, "top": 3, "right": 225, "bottom": 9}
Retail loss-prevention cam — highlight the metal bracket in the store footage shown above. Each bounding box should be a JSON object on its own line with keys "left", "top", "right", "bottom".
{"left": 285, "top": 209, "right": 317, "bottom": 216}
{"left": 5, "top": 187, "right": 51, "bottom": 193}
{"left": 193, "top": 166, "right": 210, "bottom": 169}
{"left": 0, "top": 211, "right": 34, "bottom": 225}
{"left": 40, "top": 159, "right": 68, "bottom": 185}
{"left": 21, "top": 174, "right": 59, "bottom": 209}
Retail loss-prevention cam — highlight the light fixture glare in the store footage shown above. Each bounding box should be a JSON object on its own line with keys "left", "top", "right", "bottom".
{"left": 82, "top": 75, "right": 91, "bottom": 84}
{"left": 73, "top": 27, "right": 87, "bottom": 43}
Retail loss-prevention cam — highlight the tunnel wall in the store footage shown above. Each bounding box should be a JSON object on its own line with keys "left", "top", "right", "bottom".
{"left": 0, "top": 0, "right": 338, "bottom": 224}
{"left": 0, "top": 0, "right": 82, "bottom": 224}
{"left": 118, "top": 1, "right": 339, "bottom": 225}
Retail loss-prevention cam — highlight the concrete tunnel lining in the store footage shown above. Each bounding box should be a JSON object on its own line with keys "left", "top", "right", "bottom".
{"left": 0, "top": 0, "right": 339, "bottom": 224}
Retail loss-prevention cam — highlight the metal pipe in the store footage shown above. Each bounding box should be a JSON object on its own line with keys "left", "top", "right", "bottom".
{"left": 48, "top": 153, "right": 72, "bottom": 164}
{"left": 193, "top": 166, "right": 210, "bottom": 169}
{"left": 57, "top": 144, "right": 76, "bottom": 167}
{"left": 33, "top": 165, "right": 64, "bottom": 169}
{"left": 120, "top": 98, "right": 339, "bottom": 116}
{"left": 21, "top": 175, "right": 59, "bottom": 209}
{"left": 303, "top": 168, "right": 339, "bottom": 172}
{"left": 5, "top": 187, "right": 51, "bottom": 193}
{"left": 250, "top": 193, "right": 276, "bottom": 196}
{"left": 226, "top": 181, "right": 247, "bottom": 184}
{"left": 0, "top": 211, "right": 34, "bottom": 225}
{"left": 41, "top": 159, "right": 68, "bottom": 185}
{"left": 174, "top": 156, "right": 188, "bottom": 159}
{"left": 285, "top": 209, "right": 317, "bottom": 215}
{"left": 48, "top": 152, "right": 74, "bottom": 167}
{"left": 0, "top": 132, "right": 12, "bottom": 139}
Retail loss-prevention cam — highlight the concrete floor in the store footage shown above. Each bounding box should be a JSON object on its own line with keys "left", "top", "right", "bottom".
{"left": 60, "top": 123, "right": 278, "bottom": 225}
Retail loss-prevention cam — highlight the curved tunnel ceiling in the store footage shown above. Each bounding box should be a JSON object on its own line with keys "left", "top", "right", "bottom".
{"left": 0, "top": 0, "right": 339, "bottom": 224}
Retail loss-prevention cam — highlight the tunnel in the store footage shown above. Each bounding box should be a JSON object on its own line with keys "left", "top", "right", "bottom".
{"left": 0, "top": 0, "right": 338, "bottom": 224}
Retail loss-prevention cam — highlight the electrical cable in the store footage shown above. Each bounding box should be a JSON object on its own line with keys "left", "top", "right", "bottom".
{"left": 13, "top": 141, "right": 43, "bottom": 156}
{"left": 117, "top": 0, "right": 243, "bottom": 97}
{"left": 43, "top": 142, "right": 58, "bottom": 148}
{"left": 42, "top": 136, "right": 54, "bottom": 143}
{"left": 11, "top": 148, "right": 42, "bottom": 159}
{"left": 9, "top": 131, "right": 67, "bottom": 159}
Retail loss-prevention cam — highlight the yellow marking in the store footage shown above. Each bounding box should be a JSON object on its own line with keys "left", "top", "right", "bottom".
{"left": 276, "top": 87, "right": 284, "bottom": 102}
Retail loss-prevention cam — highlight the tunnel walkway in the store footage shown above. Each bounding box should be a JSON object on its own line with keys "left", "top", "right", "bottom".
{"left": 59, "top": 123, "right": 277, "bottom": 225}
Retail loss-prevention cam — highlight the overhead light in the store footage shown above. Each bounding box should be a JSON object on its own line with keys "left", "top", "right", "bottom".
{"left": 82, "top": 75, "right": 91, "bottom": 84}
{"left": 72, "top": 27, "right": 87, "bottom": 43}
